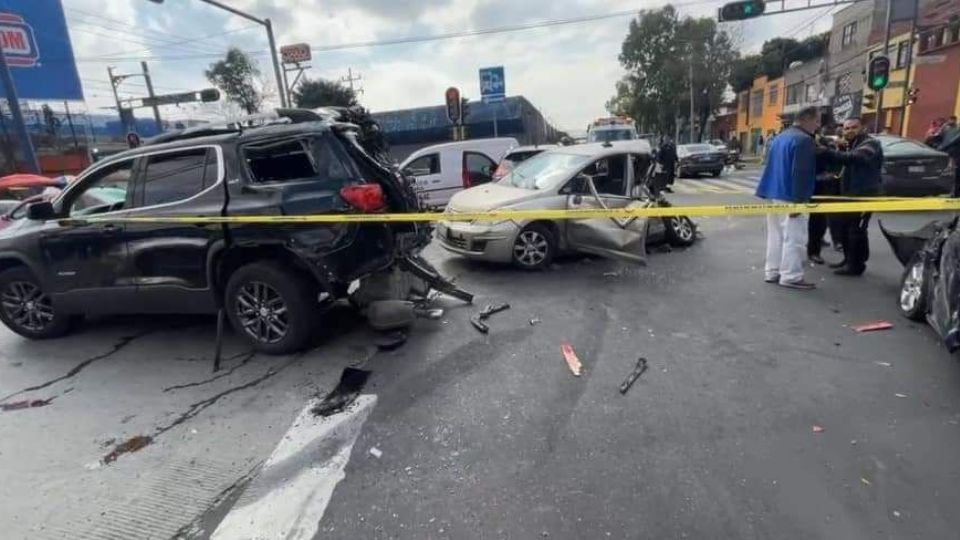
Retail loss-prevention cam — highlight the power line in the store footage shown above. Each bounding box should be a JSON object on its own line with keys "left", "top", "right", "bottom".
{"left": 85, "top": 25, "right": 260, "bottom": 62}
{"left": 68, "top": 19, "right": 221, "bottom": 55}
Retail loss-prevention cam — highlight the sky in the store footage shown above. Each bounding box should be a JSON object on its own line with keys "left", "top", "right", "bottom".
{"left": 51, "top": 0, "right": 840, "bottom": 132}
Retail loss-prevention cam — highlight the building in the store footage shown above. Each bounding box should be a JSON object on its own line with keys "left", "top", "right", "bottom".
{"left": 860, "top": 31, "right": 915, "bottom": 132}
{"left": 708, "top": 103, "right": 737, "bottom": 142}
{"left": 735, "top": 75, "right": 785, "bottom": 155}
{"left": 824, "top": 0, "right": 877, "bottom": 124}
{"left": 782, "top": 58, "right": 828, "bottom": 125}
{"left": 371, "top": 96, "right": 562, "bottom": 161}
{"left": 903, "top": 2, "right": 960, "bottom": 139}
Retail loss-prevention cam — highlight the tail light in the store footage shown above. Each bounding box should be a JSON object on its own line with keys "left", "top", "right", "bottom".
{"left": 340, "top": 184, "right": 386, "bottom": 212}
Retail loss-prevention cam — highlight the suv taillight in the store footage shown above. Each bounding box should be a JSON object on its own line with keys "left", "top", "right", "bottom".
{"left": 340, "top": 184, "right": 386, "bottom": 212}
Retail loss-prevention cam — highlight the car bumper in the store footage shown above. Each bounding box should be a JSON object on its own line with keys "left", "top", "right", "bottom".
{"left": 679, "top": 162, "right": 723, "bottom": 173}
{"left": 436, "top": 220, "right": 520, "bottom": 263}
{"left": 882, "top": 174, "right": 954, "bottom": 197}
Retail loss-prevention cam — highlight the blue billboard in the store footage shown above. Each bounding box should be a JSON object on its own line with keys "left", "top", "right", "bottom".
{"left": 0, "top": 0, "right": 83, "bottom": 100}
{"left": 479, "top": 66, "right": 505, "bottom": 104}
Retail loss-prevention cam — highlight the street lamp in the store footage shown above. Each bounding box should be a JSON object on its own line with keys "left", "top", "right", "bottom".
{"left": 146, "top": 0, "right": 287, "bottom": 107}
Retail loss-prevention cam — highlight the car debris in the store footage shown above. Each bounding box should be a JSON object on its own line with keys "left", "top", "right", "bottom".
{"left": 369, "top": 447, "right": 383, "bottom": 459}
{"left": 102, "top": 435, "right": 153, "bottom": 464}
{"left": 561, "top": 343, "right": 583, "bottom": 376}
{"left": 812, "top": 425, "right": 825, "bottom": 433}
{"left": 895, "top": 393, "right": 909, "bottom": 398}
{"left": 852, "top": 321, "right": 894, "bottom": 333}
{"left": 529, "top": 317, "right": 542, "bottom": 326}
{"left": 0, "top": 398, "right": 53, "bottom": 412}
{"left": 470, "top": 303, "right": 511, "bottom": 334}
{"left": 311, "top": 368, "right": 371, "bottom": 417}
{"left": 619, "top": 357, "right": 648, "bottom": 394}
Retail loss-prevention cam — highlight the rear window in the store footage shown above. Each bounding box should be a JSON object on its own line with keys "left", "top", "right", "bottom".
{"left": 504, "top": 150, "right": 543, "bottom": 164}
{"left": 879, "top": 137, "right": 935, "bottom": 156}
{"left": 244, "top": 135, "right": 357, "bottom": 185}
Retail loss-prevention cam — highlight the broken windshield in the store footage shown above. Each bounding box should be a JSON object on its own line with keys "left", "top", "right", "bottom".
{"left": 497, "top": 152, "right": 590, "bottom": 190}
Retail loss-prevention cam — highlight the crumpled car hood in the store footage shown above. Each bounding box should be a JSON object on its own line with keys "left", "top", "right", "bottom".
{"left": 446, "top": 183, "right": 544, "bottom": 212}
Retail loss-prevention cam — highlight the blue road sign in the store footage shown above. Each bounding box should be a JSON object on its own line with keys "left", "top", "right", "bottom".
{"left": 0, "top": 0, "right": 83, "bottom": 101}
{"left": 479, "top": 66, "right": 505, "bottom": 104}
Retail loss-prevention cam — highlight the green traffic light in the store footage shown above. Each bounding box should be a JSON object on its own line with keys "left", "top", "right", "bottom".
{"left": 872, "top": 76, "right": 887, "bottom": 88}
{"left": 744, "top": 4, "right": 753, "bottom": 13}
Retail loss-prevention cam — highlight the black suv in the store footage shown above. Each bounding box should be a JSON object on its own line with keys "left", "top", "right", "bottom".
{"left": 0, "top": 108, "right": 462, "bottom": 354}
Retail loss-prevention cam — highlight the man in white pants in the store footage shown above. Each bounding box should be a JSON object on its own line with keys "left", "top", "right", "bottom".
{"left": 754, "top": 106, "right": 820, "bottom": 290}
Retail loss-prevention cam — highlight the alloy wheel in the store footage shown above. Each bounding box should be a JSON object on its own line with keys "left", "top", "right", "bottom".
{"left": 900, "top": 262, "right": 924, "bottom": 313}
{"left": 235, "top": 281, "right": 289, "bottom": 344}
{"left": 671, "top": 217, "right": 694, "bottom": 242}
{"left": 514, "top": 230, "right": 549, "bottom": 267}
{"left": 1, "top": 281, "right": 54, "bottom": 332}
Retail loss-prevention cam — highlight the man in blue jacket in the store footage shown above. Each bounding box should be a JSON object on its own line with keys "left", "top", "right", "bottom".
{"left": 755, "top": 106, "right": 819, "bottom": 290}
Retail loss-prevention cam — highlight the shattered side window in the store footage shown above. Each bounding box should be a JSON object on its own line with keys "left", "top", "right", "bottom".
{"left": 243, "top": 135, "right": 357, "bottom": 187}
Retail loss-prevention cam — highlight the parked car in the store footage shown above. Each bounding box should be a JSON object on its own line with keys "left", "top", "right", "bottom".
{"left": 676, "top": 144, "right": 725, "bottom": 178}
{"left": 875, "top": 135, "right": 955, "bottom": 197}
{"left": 491, "top": 144, "right": 557, "bottom": 181}
{"left": 437, "top": 140, "right": 697, "bottom": 270}
{"left": 399, "top": 138, "right": 518, "bottom": 207}
{"left": 882, "top": 217, "right": 960, "bottom": 351}
{"left": 0, "top": 107, "right": 468, "bottom": 354}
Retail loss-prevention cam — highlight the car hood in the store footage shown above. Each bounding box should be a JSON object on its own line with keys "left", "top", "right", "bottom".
{"left": 446, "top": 183, "right": 545, "bottom": 212}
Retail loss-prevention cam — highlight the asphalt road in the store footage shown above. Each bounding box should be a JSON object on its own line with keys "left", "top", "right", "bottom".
{"left": 3, "top": 171, "right": 960, "bottom": 539}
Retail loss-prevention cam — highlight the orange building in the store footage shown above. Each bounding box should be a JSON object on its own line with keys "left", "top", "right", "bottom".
{"left": 736, "top": 76, "right": 786, "bottom": 155}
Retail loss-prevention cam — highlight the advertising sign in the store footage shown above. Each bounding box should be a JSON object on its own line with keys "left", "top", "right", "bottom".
{"left": 280, "top": 43, "right": 311, "bottom": 64}
{"left": 0, "top": 0, "right": 83, "bottom": 100}
{"left": 479, "top": 66, "right": 505, "bottom": 104}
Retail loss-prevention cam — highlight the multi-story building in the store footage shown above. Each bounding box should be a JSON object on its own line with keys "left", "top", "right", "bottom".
{"left": 782, "top": 58, "right": 828, "bottom": 124}
{"left": 824, "top": 0, "right": 877, "bottom": 124}
{"left": 903, "top": 1, "right": 960, "bottom": 139}
{"left": 735, "top": 75, "right": 785, "bottom": 155}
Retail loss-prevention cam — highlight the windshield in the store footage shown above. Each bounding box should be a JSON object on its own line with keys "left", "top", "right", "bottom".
{"left": 497, "top": 151, "right": 590, "bottom": 190}
{"left": 587, "top": 129, "right": 635, "bottom": 143}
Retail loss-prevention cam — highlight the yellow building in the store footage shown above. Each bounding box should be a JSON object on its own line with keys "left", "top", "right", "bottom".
{"left": 736, "top": 75, "right": 785, "bottom": 154}
{"left": 860, "top": 32, "right": 911, "bottom": 133}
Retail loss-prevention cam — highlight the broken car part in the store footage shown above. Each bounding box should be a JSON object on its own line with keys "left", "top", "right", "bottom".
{"left": 470, "top": 303, "right": 510, "bottom": 334}
{"left": 311, "top": 368, "right": 371, "bottom": 417}
{"left": 561, "top": 342, "right": 583, "bottom": 376}
{"left": 618, "top": 357, "right": 648, "bottom": 394}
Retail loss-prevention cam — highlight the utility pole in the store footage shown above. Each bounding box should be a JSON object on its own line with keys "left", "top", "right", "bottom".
{"left": 141, "top": 61, "right": 163, "bottom": 133}
{"left": 63, "top": 101, "right": 79, "bottom": 150}
{"left": 875, "top": 0, "right": 893, "bottom": 133}
{"left": 0, "top": 38, "right": 40, "bottom": 173}
{"left": 107, "top": 66, "right": 127, "bottom": 134}
{"left": 688, "top": 52, "right": 696, "bottom": 143}
{"left": 340, "top": 68, "right": 363, "bottom": 95}
{"left": 897, "top": 0, "right": 919, "bottom": 137}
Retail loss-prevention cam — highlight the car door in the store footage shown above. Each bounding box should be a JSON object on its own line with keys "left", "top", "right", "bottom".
{"left": 39, "top": 156, "right": 139, "bottom": 312}
{"left": 120, "top": 146, "right": 224, "bottom": 313}
{"left": 565, "top": 154, "right": 650, "bottom": 264}
{"left": 463, "top": 151, "right": 497, "bottom": 188}
{"left": 401, "top": 152, "right": 443, "bottom": 207}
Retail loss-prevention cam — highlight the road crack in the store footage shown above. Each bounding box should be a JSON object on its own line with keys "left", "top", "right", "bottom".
{"left": 162, "top": 351, "right": 257, "bottom": 393}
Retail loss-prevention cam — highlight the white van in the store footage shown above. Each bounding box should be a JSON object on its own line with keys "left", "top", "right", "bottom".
{"left": 399, "top": 138, "right": 518, "bottom": 207}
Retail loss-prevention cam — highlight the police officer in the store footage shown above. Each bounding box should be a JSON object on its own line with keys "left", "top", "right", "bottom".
{"left": 657, "top": 136, "right": 678, "bottom": 193}
{"left": 819, "top": 117, "right": 883, "bottom": 276}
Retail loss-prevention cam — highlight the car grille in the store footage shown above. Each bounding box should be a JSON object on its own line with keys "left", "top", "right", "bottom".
{"left": 446, "top": 235, "right": 468, "bottom": 249}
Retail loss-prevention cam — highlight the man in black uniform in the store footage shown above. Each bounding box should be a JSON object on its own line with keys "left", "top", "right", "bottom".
{"left": 819, "top": 117, "right": 883, "bottom": 276}
{"left": 658, "top": 136, "right": 678, "bottom": 193}
{"left": 808, "top": 130, "right": 842, "bottom": 264}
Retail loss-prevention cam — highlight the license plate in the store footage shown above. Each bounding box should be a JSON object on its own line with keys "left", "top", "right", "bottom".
{"left": 908, "top": 165, "right": 925, "bottom": 173}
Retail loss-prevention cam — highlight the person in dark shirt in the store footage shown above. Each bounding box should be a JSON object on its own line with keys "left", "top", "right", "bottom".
{"left": 819, "top": 117, "right": 883, "bottom": 276}
{"left": 808, "top": 131, "right": 843, "bottom": 264}
{"left": 657, "top": 136, "right": 678, "bottom": 193}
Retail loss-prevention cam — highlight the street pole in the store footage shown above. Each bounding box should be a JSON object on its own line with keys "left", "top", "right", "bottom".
{"left": 63, "top": 100, "right": 79, "bottom": 150}
{"left": 0, "top": 39, "right": 40, "bottom": 173}
{"left": 141, "top": 61, "right": 163, "bottom": 133}
{"left": 688, "top": 52, "right": 695, "bottom": 143}
{"left": 107, "top": 66, "right": 127, "bottom": 134}
{"left": 493, "top": 104, "right": 498, "bottom": 137}
{"left": 898, "top": 0, "right": 919, "bottom": 137}
{"left": 195, "top": 0, "right": 287, "bottom": 108}
{"left": 875, "top": 0, "right": 893, "bottom": 133}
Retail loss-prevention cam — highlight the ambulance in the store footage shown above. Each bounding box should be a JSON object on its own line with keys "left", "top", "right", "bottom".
{"left": 586, "top": 117, "right": 638, "bottom": 143}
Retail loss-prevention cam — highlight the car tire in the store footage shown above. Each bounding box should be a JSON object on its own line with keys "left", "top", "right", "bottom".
{"left": 512, "top": 223, "right": 556, "bottom": 271}
{"left": 225, "top": 261, "right": 319, "bottom": 355}
{"left": 0, "top": 266, "right": 73, "bottom": 340}
{"left": 899, "top": 255, "right": 927, "bottom": 321}
{"left": 712, "top": 169, "right": 722, "bottom": 177}
{"left": 663, "top": 216, "right": 697, "bottom": 247}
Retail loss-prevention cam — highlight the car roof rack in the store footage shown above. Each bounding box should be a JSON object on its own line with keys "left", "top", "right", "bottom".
{"left": 144, "top": 108, "right": 333, "bottom": 146}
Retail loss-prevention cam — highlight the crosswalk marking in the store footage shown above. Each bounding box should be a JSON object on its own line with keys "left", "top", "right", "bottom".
{"left": 672, "top": 175, "right": 759, "bottom": 194}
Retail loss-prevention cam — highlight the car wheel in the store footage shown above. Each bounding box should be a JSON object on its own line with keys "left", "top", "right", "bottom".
{"left": 899, "top": 255, "right": 927, "bottom": 321}
{"left": 711, "top": 169, "right": 722, "bottom": 177}
{"left": 225, "top": 261, "right": 319, "bottom": 354}
{"left": 512, "top": 223, "right": 556, "bottom": 271}
{"left": 0, "top": 267, "right": 73, "bottom": 339}
{"left": 663, "top": 216, "right": 697, "bottom": 247}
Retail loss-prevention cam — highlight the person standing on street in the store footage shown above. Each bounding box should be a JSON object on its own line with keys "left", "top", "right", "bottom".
{"left": 755, "top": 106, "right": 819, "bottom": 290}
{"left": 819, "top": 117, "right": 883, "bottom": 276}
{"left": 933, "top": 116, "right": 960, "bottom": 196}
{"left": 658, "top": 136, "right": 678, "bottom": 193}
{"left": 807, "top": 130, "right": 842, "bottom": 264}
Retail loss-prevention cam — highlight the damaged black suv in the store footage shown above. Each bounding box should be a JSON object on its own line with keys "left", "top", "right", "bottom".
{"left": 0, "top": 108, "right": 467, "bottom": 354}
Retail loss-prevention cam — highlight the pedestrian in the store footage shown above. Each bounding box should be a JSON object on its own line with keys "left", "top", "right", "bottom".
{"left": 936, "top": 118, "right": 960, "bottom": 196}
{"left": 658, "top": 136, "right": 678, "bottom": 193}
{"left": 819, "top": 117, "right": 883, "bottom": 276}
{"left": 925, "top": 117, "right": 947, "bottom": 145}
{"left": 755, "top": 106, "right": 820, "bottom": 289}
{"left": 808, "top": 131, "right": 843, "bottom": 264}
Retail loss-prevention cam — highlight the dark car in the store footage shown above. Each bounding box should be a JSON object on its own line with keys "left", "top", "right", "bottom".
{"left": 882, "top": 217, "right": 960, "bottom": 351}
{"left": 676, "top": 144, "right": 725, "bottom": 178}
{"left": 876, "top": 135, "right": 955, "bottom": 196}
{"left": 0, "top": 108, "right": 468, "bottom": 354}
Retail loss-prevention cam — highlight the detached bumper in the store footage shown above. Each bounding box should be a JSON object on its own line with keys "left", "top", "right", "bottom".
{"left": 436, "top": 220, "right": 519, "bottom": 263}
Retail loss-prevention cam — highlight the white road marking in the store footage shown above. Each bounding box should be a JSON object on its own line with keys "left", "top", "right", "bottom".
{"left": 211, "top": 394, "right": 377, "bottom": 540}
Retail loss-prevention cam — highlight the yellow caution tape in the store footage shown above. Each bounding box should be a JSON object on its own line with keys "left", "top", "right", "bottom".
{"left": 63, "top": 198, "right": 960, "bottom": 225}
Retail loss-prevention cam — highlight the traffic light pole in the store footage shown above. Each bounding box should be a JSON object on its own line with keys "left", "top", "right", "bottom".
{"left": 897, "top": 1, "right": 919, "bottom": 137}
{"left": 875, "top": 0, "right": 893, "bottom": 133}
{"left": 0, "top": 39, "right": 40, "bottom": 174}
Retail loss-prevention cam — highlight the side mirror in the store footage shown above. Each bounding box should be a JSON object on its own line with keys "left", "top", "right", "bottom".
{"left": 26, "top": 201, "right": 55, "bottom": 221}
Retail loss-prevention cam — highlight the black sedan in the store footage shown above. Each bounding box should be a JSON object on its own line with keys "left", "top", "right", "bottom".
{"left": 676, "top": 144, "right": 725, "bottom": 178}
{"left": 876, "top": 135, "right": 955, "bottom": 196}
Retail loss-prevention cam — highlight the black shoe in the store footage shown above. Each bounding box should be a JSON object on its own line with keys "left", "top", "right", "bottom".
{"left": 828, "top": 260, "right": 847, "bottom": 269}
{"left": 809, "top": 255, "right": 825, "bottom": 265}
{"left": 834, "top": 267, "right": 864, "bottom": 276}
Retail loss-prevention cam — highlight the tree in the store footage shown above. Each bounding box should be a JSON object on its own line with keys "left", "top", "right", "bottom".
{"left": 730, "top": 55, "right": 762, "bottom": 92}
{"left": 205, "top": 48, "right": 262, "bottom": 114}
{"left": 728, "top": 33, "right": 830, "bottom": 91}
{"left": 609, "top": 5, "right": 738, "bottom": 141}
{"left": 292, "top": 78, "right": 358, "bottom": 108}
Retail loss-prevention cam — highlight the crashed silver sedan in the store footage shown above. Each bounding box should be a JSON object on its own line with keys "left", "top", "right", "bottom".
{"left": 436, "top": 140, "right": 697, "bottom": 270}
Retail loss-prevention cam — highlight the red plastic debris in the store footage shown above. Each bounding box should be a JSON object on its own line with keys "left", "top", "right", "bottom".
{"left": 561, "top": 343, "right": 582, "bottom": 376}
{"left": 852, "top": 321, "right": 893, "bottom": 333}
{"left": 812, "top": 425, "right": 825, "bottom": 433}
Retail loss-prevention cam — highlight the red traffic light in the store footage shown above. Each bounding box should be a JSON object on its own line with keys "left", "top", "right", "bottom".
{"left": 718, "top": 0, "right": 765, "bottom": 21}
{"left": 445, "top": 87, "right": 462, "bottom": 124}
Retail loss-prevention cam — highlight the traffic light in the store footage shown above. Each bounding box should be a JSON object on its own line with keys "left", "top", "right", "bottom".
{"left": 907, "top": 87, "right": 919, "bottom": 105}
{"left": 445, "top": 87, "right": 462, "bottom": 124}
{"left": 862, "top": 93, "right": 876, "bottom": 109}
{"left": 718, "top": 0, "right": 766, "bottom": 21}
{"left": 199, "top": 88, "right": 220, "bottom": 103}
{"left": 867, "top": 56, "right": 891, "bottom": 91}
{"left": 461, "top": 97, "right": 471, "bottom": 122}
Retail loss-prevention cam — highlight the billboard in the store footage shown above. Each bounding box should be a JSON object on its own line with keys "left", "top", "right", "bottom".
{"left": 0, "top": 0, "right": 83, "bottom": 100}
